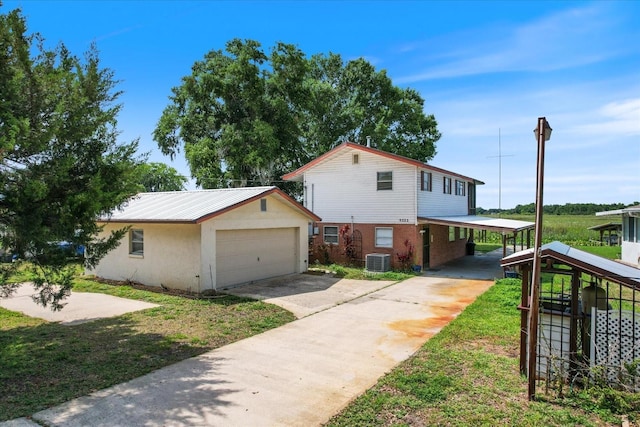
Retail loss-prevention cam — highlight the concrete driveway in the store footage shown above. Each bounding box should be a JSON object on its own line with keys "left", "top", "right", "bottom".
{"left": 7, "top": 273, "right": 494, "bottom": 427}
{"left": 222, "top": 272, "right": 396, "bottom": 318}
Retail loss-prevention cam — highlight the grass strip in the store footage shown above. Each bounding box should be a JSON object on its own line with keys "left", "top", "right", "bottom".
{"left": 326, "top": 279, "right": 634, "bottom": 426}
{"left": 0, "top": 278, "right": 294, "bottom": 421}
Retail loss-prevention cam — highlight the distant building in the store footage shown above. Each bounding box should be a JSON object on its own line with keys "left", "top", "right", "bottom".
{"left": 596, "top": 205, "right": 640, "bottom": 267}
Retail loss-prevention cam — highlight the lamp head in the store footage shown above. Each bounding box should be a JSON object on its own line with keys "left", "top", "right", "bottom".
{"left": 534, "top": 118, "right": 552, "bottom": 141}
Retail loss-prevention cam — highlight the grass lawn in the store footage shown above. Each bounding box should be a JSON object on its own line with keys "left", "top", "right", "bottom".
{"left": 481, "top": 214, "right": 622, "bottom": 247}
{"left": 327, "top": 279, "right": 640, "bottom": 426}
{"left": 0, "top": 278, "right": 295, "bottom": 421}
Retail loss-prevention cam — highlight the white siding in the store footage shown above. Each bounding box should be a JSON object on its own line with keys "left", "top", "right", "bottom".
{"left": 417, "top": 171, "right": 470, "bottom": 217}
{"left": 621, "top": 241, "right": 640, "bottom": 267}
{"left": 304, "top": 148, "right": 416, "bottom": 224}
{"left": 622, "top": 215, "right": 640, "bottom": 266}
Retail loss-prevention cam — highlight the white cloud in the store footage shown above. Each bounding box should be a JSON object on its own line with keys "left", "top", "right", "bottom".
{"left": 394, "top": 3, "right": 636, "bottom": 83}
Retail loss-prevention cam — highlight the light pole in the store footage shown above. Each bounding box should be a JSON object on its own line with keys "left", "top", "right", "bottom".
{"left": 527, "top": 117, "right": 552, "bottom": 400}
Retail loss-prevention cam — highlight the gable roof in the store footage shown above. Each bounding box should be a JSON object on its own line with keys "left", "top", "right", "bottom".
{"left": 99, "top": 186, "right": 320, "bottom": 224}
{"left": 282, "top": 142, "right": 484, "bottom": 184}
{"left": 501, "top": 241, "right": 640, "bottom": 289}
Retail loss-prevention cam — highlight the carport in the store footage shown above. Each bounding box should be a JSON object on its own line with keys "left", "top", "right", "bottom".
{"left": 419, "top": 215, "right": 535, "bottom": 257}
{"left": 588, "top": 222, "right": 621, "bottom": 246}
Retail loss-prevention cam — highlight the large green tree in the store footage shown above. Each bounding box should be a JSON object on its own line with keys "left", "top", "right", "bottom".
{"left": 154, "top": 39, "right": 440, "bottom": 192}
{"left": 304, "top": 53, "right": 440, "bottom": 160}
{"left": 0, "top": 8, "right": 142, "bottom": 309}
{"left": 154, "top": 39, "right": 308, "bottom": 190}
{"left": 137, "top": 162, "right": 187, "bottom": 192}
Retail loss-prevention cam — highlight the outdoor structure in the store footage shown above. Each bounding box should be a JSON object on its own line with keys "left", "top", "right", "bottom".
{"left": 501, "top": 241, "right": 640, "bottom": 394}
{"left": 588, "top": 223, "right": 622, "bottom": 246}
{"left": 88, "top": 187, "right": 320, "bottom": 292}
{"left": 596, "top": 205, "right": 640, "bottom": 267}
{"left": 283, "top": 142, "right": 534, "bottom": 270}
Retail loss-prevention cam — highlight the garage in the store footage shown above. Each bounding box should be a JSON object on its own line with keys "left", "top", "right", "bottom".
{"left": 90, "top": 186, "right": 320, "bottom": 292}
{"left": 216, "top": 228, "right": 299, "bottom": 288}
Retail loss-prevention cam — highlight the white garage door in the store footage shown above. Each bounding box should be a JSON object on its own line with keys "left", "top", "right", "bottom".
{"left": 216, "top": 228, "right": 298, "bottom": 288}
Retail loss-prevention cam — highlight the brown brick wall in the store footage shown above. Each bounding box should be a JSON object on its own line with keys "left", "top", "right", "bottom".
{"left": 310, "top": 222, "right": 468, "bottom": 270}
{"left": 427, "top": 224, "right": 468, "bottom": 268}
{"left": 310, "top": 223, "right": 421, "bottom": 269}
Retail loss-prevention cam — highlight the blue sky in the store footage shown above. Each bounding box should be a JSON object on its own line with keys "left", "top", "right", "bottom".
{"left": 4, "top": 1, "right": 639, "bottom": 209}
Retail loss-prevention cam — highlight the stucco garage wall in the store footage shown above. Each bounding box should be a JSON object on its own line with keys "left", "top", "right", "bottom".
{"left": 90, "top": 223, "right": 201, "bottom": 291}
{"left": 199, "top": 194, "right": 311, "bottom": 291}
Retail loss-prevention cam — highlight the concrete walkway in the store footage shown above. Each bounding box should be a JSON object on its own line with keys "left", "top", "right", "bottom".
{"left": 5, "top": 275, "right": 493, "bottom": 427}
{"left": 0, "top": 284, "right": 159, "bottom": 325}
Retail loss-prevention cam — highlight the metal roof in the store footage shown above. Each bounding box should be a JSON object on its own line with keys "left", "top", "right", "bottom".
{"left": 419, "top": 215, "right": 534, "bottom": 233}
{"left": 596, "top": 205, "right": 640, "bottom": 216}
{"left": 501, "top": 241, "right": 640, "bottom": 289}
{"left": 99, "top": 186, "right": 320, "bottom": 224}
{"left": 588, "top": 222, "right": 621, "bottom": 232}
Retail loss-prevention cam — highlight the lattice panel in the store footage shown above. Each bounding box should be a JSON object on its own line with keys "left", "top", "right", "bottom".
{"left": 593, "top": 309, "right": 640, "bottom": 389}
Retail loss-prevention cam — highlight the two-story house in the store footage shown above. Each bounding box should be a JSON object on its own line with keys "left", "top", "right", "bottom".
{"left": 283, "top": 142, "right": 534, "bottom": 270}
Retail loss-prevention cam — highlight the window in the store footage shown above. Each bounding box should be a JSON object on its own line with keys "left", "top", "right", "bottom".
{"left": 460, "top": 227, "right": 467, "bottom": 240}
{"left": 130, "top": 229, "right": 144, "bottom": 255}
{"left": 625, "top": 216, "right": 638, "bottom": 243}
{"left": 323, "top": 226, "right": 338, "bottom": 244}
{"left": 455, "top": 180, "right": 465, "bottom": 196}
{"left": 352, "top": 154, "right": 359, "bottom": 164}
{"left": 421, "top": 171, "right": 432, "bottom": 191}
{"left": 260, "top": 198, "right": 267, "bottom": 212}
{"left": 377, "top": 171, "right": 393, "bottom": 190}
{"left": 375, "top": 227, "right": 393, "bottom": 247}
{"left": 448, "top": 226, "right": 456, "bottom": 242}
{"left": 443, "top": 177, "right": 452, "bottom": 194}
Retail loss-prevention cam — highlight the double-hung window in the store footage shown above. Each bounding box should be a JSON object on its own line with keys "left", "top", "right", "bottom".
{"left": 455, "top": 180, "right": 465, "bottom": 196}
{"left": 375, "top": 227, "right": 393, "bottom": 248}
{"left": 323, "top": 226, "right": 339, "bottom": 244}
{"left": 377, "top": 171, "right": 393, "bottom": 190}
{"left": 443, "top": 177, "right": 452, "bottom": 194}
{"left": 130, "top": 229, "right": 144, "bottom": 256}
{"left": 421, "top": 171, "right": 432, "bottom": 191}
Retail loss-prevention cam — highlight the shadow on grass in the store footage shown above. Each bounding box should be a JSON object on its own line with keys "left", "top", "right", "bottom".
{"left": 0, "top": 315, "right": 220, "bottom": 421}
{"left": 31, "top": 353, "right": 242, "bottom": 426}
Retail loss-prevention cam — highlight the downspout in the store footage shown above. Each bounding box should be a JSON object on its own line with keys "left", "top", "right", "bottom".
{"left": 414, "top": 167, "right": 419, "bottom": 268}
{"left": 414, "top": 167, "right": 418, "bottom": 226}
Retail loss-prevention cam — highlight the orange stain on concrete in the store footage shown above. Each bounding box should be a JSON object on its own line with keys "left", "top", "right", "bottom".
{"left": 388, "top": 279, "right": 493, "bottom": 340}
{"left": 388, "top": 318, "right": 438, "bottom": 339}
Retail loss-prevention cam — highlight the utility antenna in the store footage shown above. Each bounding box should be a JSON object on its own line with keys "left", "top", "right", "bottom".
{"left": 487, "top": 128, "right": 514, "bottom": 214}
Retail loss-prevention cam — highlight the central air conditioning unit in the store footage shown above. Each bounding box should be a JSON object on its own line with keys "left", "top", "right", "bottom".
{"left": 366, "top": 253, "right": 391, "bottom": 272}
